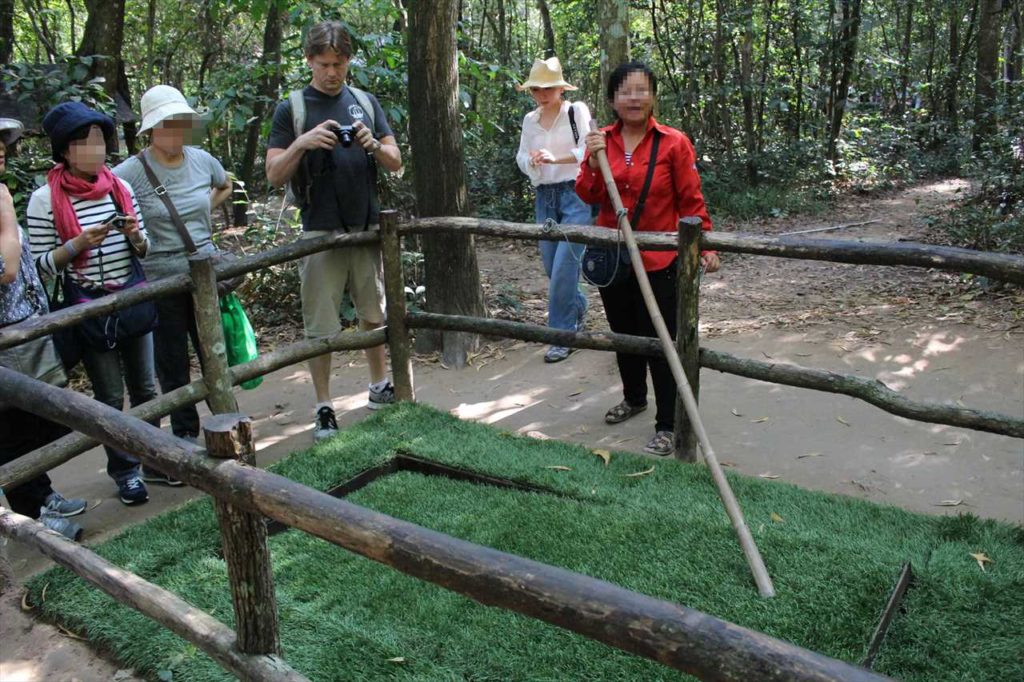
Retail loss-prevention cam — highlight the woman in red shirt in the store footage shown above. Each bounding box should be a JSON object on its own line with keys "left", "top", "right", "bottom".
{"left": 576, "top": 62, "right": 720, "bottom": 456}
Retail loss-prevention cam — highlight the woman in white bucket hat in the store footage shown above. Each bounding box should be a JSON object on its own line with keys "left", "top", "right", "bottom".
{"left": 113, "top": 85, "right": 233, "bottom": 458}
{"left": 515, "top": 57, "right": 592, "bottom": 364}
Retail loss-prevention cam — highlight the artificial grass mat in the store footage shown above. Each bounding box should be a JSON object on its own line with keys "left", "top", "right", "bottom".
{"left": 26, "top": 402, "right": 1024, "bottom": 681}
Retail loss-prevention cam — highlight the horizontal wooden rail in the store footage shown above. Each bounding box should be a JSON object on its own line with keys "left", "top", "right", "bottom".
{"left": 407, "top": 312, "right": 1023, "bottom": 439}
{"left": 0, "top": 368, "right": 892, "bottom": 682}
{"left": 0, "top": 508, "right": 309, "bottom": 682}
{"left": 400, "top": 217, "right": 1024, "bottom": 284}
{"left": 0, "top": 231, "right": 380, "bottom": 352}
{"left": 0, "top": 328, "right": 387, "bottom": 490}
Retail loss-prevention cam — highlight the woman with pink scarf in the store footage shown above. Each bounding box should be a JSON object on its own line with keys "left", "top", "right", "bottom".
{"left": 27, "top": 102, "right": 159, "bottom": 507}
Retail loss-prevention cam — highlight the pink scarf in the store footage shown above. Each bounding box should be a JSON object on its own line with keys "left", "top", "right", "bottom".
{"left": 46, "top": 164, "right": 137, "bottom": 268}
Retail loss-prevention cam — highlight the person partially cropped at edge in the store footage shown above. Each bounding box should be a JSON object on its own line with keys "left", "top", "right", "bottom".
{"left": 515, "top": 57, "right": 591, "bottom": 363}
{"left": 265, "top": 20, "right": 403, "bottom": 442}
{"left": 576, "top": 62, "right": 720, "bottom": 457}
{"left": 0, "top": 117, "right": 88, "bottom": 539}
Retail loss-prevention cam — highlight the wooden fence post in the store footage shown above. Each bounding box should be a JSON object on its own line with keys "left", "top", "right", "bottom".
{"left": 189, "top": 254, "right": 238, "bottom": 414}
{"left": 674, "top": 217, "right": 703, "bottom": 462}
{"left": 204, "top": 413, "right": 280, "bottom": 655}
{"left": 380, "top": 210, "right": 415, "bottom": 402}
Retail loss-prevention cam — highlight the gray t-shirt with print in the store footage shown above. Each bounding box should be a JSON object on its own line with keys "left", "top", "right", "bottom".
{"left": 113, "top": 147, "right": 228, "bottom": 280}
{"left": 267, "top": 85, "right": 393, "bottom": 232}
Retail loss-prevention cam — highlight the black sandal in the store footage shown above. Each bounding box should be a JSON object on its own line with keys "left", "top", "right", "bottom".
{"left": 604, "top": 400, "right": 647, "bottom": 424}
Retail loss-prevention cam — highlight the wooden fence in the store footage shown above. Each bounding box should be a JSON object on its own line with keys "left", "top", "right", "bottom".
{"left": 1, "top": 210, "right": 1021, "bottom": 680}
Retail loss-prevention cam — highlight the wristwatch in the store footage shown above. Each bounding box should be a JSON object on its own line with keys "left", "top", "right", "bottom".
{"left": 371, "top": 139, "right": 382, "bottom": 153}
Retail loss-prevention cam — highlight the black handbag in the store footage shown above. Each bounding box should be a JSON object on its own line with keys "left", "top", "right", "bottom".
{"left": 582, "top": 130, "right": 662, "bottom": 287}
{"left": 137, "top": 151, "right": 245, "bottom": 296}
{"left": 51, "top": 254, "right": 159, "bottom": 355}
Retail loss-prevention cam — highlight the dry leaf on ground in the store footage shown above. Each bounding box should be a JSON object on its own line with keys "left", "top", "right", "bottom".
{"left": 759, "top": 472, "right": 780, "bottom": 479}
{"left": 20, "top": 591, "right": 33, "bottom": 611}
{"left": 935, "top": 499, "right": 965, "bottom": 507}
{"left": 751, "top": 416, "right": 769, "bottom": 423}
{"left": 770, "top": 512, "right": 785, "bottom": 523}
{"left": 58, "top": 625, "right": 87, "bottom": 640}
{"left": 731, "top": 408, "right": 743, "bottom": 417}
{"left": 797, "top": 452, "right": 823, "bottom": 459}
{"left": 526, "top": 431, "right": 551, "bottom": 440}
{"left": 970, "top": 552, "right": 992, "bottom": 572}
{"left": 591, "top": 449, "right": 611, "bottom": 465}
{"left": 624, "top": 466, "right": 656, "bottom": 478}
{"left": 387, "top": 657, "right": 406, "bottom": 664}
{"left": 836, "top": 416, "right": 851, "bottom": 426}
{"left": 544, "top": 465, "right": 572, "bottom": 471}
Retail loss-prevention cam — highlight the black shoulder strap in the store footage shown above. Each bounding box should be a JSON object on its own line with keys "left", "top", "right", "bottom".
{"left": 568, "top": 104, "right": 579, "bottom": 146}
{"left": 630, "top": 130, "right": 661, "bottom": 230}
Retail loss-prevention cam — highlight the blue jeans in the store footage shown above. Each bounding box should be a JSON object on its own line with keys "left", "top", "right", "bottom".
{"left": 81, "top": 332, "right": 158, "bottom": 483}
{"left": 535, "top": 181, "right": 589, "bottom": 332}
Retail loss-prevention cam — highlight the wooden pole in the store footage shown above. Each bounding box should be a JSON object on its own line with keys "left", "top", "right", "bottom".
{"left": 189, "top": 254, "right": 238, "bottom": 415}
{"left": 0, "top": 507, "right": 309, "bottom": 682}
{"left": 380, "top": 210, "right": 415, "bottom": 401}
{"left": 674, "top": 217, "right": 703, "bottom": 462}
{"left": 0, "top": 371, "right": 893, "bottom": 682}
{"left": 588, "top": 121, "right": 775, "bottom": 598}
{"left": 204, "top": 414, "right": 280, "bottom": 655}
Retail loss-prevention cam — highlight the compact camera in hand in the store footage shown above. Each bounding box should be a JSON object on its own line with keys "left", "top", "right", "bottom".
{"left": 333, "top": 125, "right": 355, "bottom": 148}
{"left": 104, "top": 212, "right": 130, "bottom": 229}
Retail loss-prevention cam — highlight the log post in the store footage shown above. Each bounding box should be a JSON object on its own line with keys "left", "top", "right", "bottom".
{"left": 203, "top": 413, "right": 280, "bottom": 655}
{"left": 380, "top": 210, "right": 415, "bottom": 401}
{"left": 189, "top": 254, "right": 238, "bottom": 414}
{"left": 674, "top": 217, "right": 703, "bottom": 462}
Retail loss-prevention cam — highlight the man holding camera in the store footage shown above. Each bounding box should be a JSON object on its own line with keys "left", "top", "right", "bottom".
{"left": 266, "top": 20, "right": 402, "bottom": 441}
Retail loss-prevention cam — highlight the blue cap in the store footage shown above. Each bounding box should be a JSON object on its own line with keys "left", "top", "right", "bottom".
{"left": 42, "top": 102, "right": 115, "bottom": 161}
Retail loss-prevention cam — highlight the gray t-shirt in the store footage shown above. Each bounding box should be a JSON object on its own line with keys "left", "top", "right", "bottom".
{"left": 113, "top": 147, "right": 228, "bottom": 280}
{"left": 267, "top": 85, "right": 393, "bottom": 232}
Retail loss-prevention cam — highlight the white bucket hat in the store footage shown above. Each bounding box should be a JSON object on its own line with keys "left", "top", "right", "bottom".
{"left": 516, "top": 57, "right": 577, "bottom": 92}
{"left": 138, "top": 85, "right": 200, "bottom": 133}
{"left": 0, "top": 118, "right": 24, "bottom": 146}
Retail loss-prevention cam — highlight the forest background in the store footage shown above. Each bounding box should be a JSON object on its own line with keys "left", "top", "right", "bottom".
{"left": 1, "top": 0, "right": 1021, "bottom": 344}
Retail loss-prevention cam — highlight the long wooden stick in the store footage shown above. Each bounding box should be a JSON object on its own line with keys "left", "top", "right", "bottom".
{"left": 588, "top": 121, "right": 775, "bottom": 598}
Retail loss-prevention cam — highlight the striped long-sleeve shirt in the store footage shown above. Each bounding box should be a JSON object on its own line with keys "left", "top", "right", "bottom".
{"left": 27, "top": 180, "right": 148, "bottom": 289}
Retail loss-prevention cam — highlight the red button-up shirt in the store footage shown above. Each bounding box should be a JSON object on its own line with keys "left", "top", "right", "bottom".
{"left": 575, "top": 117, "right": 713, "bottom": 272}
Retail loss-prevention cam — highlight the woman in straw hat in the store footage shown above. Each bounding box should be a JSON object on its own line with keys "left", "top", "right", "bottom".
{"left": 113, "top": 85, "right": 232, "bottom": 460}
{"left": 516, "top": 57, "right": 592, "bottom": 364}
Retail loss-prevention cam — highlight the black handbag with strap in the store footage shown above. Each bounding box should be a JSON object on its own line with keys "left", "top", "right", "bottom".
{"left": 136, "top": 151, "right": 245, "bottom": 295}
{"left": 581, "top": 130, "right": 662, "bottom": 287}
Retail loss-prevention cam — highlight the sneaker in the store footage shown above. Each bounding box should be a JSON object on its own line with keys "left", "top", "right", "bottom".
{"left": 43, "top": 491, "right": 87, "bottom": 517}
{"left": 643, "top": 430, "right": 675, "bottom": 457}
{"left": 39, "top": 509, "right": 83, "bottom": 541}
{"left": 544, "top": 346, "right": 574, "bottom": 363}
{"left": 367, "top": 381, "right": 396, "bottom": 410}
{"left": 118, "top": 476, "right": 149, "bottom": 506}
{"left": 313, "top": 405, "right": 339, "bottom": 441}
{"left": 142, "top": 469, "right": 184, "bottom": 487}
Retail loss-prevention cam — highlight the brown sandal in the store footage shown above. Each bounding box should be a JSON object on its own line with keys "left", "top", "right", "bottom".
{"left": 604, "top": 400, "right": 647, "bottom": 424}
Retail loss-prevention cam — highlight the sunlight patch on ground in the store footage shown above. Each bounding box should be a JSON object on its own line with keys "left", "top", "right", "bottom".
{"left": 0, "top": 662, "right": 39, "bottom": 682}
{"left": 452, "top": 393, "right": 545, "bottom": 423}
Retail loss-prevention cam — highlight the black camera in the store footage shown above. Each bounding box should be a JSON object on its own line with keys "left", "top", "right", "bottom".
{"left": 104, "top": 212, "right": 129, "bottom": 229}
{"left": 334, "top": 125, "right": 354, "bottom": 148}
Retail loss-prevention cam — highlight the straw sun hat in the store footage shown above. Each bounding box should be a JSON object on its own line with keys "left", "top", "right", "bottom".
{"left": 138, "top": 85, "right": 201, "bottom": 133}
{"left": 516, "top": 57, "right": 578, "bottom": 91}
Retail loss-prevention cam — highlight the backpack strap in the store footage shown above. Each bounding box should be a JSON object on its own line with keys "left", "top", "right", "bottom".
{"left": 288, "top": 90, "right": 305, "bottom": 138}
{"left": 568, "top": 103, "right": 579, "bottom": 146}
{"left": 347, "top": 86, "right": 377, "bottom": 131}
{"left": 136, "top": 151, "right": 198, "bottom": 254}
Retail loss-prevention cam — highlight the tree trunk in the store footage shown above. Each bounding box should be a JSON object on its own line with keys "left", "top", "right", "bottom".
{"left": 972, "top": 0, "right": 1001, "bottom": 151}
{"left": 537, "top": 0, "right": 555, "bottom": 58}
{"left": 76, "top": 0, "right": 130, "bottom": 155}
{"left": 827, "top": 0, "right": 863, "bottom": 164}
{"left": 235, "top": 1, "right": 283, "bottom": 227}
{"left": 738, "top": 0, "right": 757, "bottom": 181}
{"left": 1006, "top": 5, "right": 1022, "bottom": 100}
{"left": 0, "top": 0, "right": 14, "bottom": 63}
{"left": 895, "top": 0, "right": 914, "bottom": 115}
{"left": 598, "top": 0, "right": 630, "bottom": 110}
{"left": 408, "top": 0, "right": 486, "bottom": 368}
{"left": 790, "top": 0, "right": 803, "bottom": 140}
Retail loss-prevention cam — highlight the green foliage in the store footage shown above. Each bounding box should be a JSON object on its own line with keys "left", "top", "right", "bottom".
{"left": 26, "top": 403, "right": 1024, "bottom": 681}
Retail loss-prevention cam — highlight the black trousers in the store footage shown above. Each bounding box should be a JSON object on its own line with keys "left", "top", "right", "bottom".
{"left": 0, "top": 408, "right": 69, "bottom": 518}
{"left": 153, "top": 292, "right": 205, "bottom": 438}
{"left": 598, "top": 260, "right": 678, "bottom": 433}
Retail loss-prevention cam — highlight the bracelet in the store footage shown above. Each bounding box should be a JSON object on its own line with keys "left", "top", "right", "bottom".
{"left": 63, "top": 241, "right": 78, "bottom": 258}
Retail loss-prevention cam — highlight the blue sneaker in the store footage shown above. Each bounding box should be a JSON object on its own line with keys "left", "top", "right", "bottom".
{"left": 44, "top": 491, "right": 87, "bottom": 517}
{"left": 39, "top": 509, "right": 83, "bottom": 541}
{"left": 118, "top": 476, "right": 149, "bottom": 506}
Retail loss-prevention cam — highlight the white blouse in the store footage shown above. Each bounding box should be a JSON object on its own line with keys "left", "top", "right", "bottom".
{"left": 516, "top": 100, "right": 592, "bottom": 187}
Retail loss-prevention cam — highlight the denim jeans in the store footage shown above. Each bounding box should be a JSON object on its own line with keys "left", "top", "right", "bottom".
{"left": 81, "top": 332, "right": 158, "bottom": 483}
{"left": 535, "top": 181, "right": 589, "bottom": 332}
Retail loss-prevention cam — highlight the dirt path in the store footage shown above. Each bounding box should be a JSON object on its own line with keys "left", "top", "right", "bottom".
{"left": 3, "top": 178, "right": 1022, "bottom": 681}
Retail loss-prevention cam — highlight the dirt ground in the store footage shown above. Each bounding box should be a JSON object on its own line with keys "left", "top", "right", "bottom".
{"left": 2, "top": 178, "right": 1022, "bottom": 681}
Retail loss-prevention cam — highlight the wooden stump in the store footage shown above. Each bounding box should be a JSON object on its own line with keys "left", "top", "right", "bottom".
{"left": 204, "top": 414, "right": 279, "bottom": 655}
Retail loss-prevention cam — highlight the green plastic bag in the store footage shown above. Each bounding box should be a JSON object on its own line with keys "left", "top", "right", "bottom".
{"left": 220, "top": 293, "right": 262, "bottom": 390}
